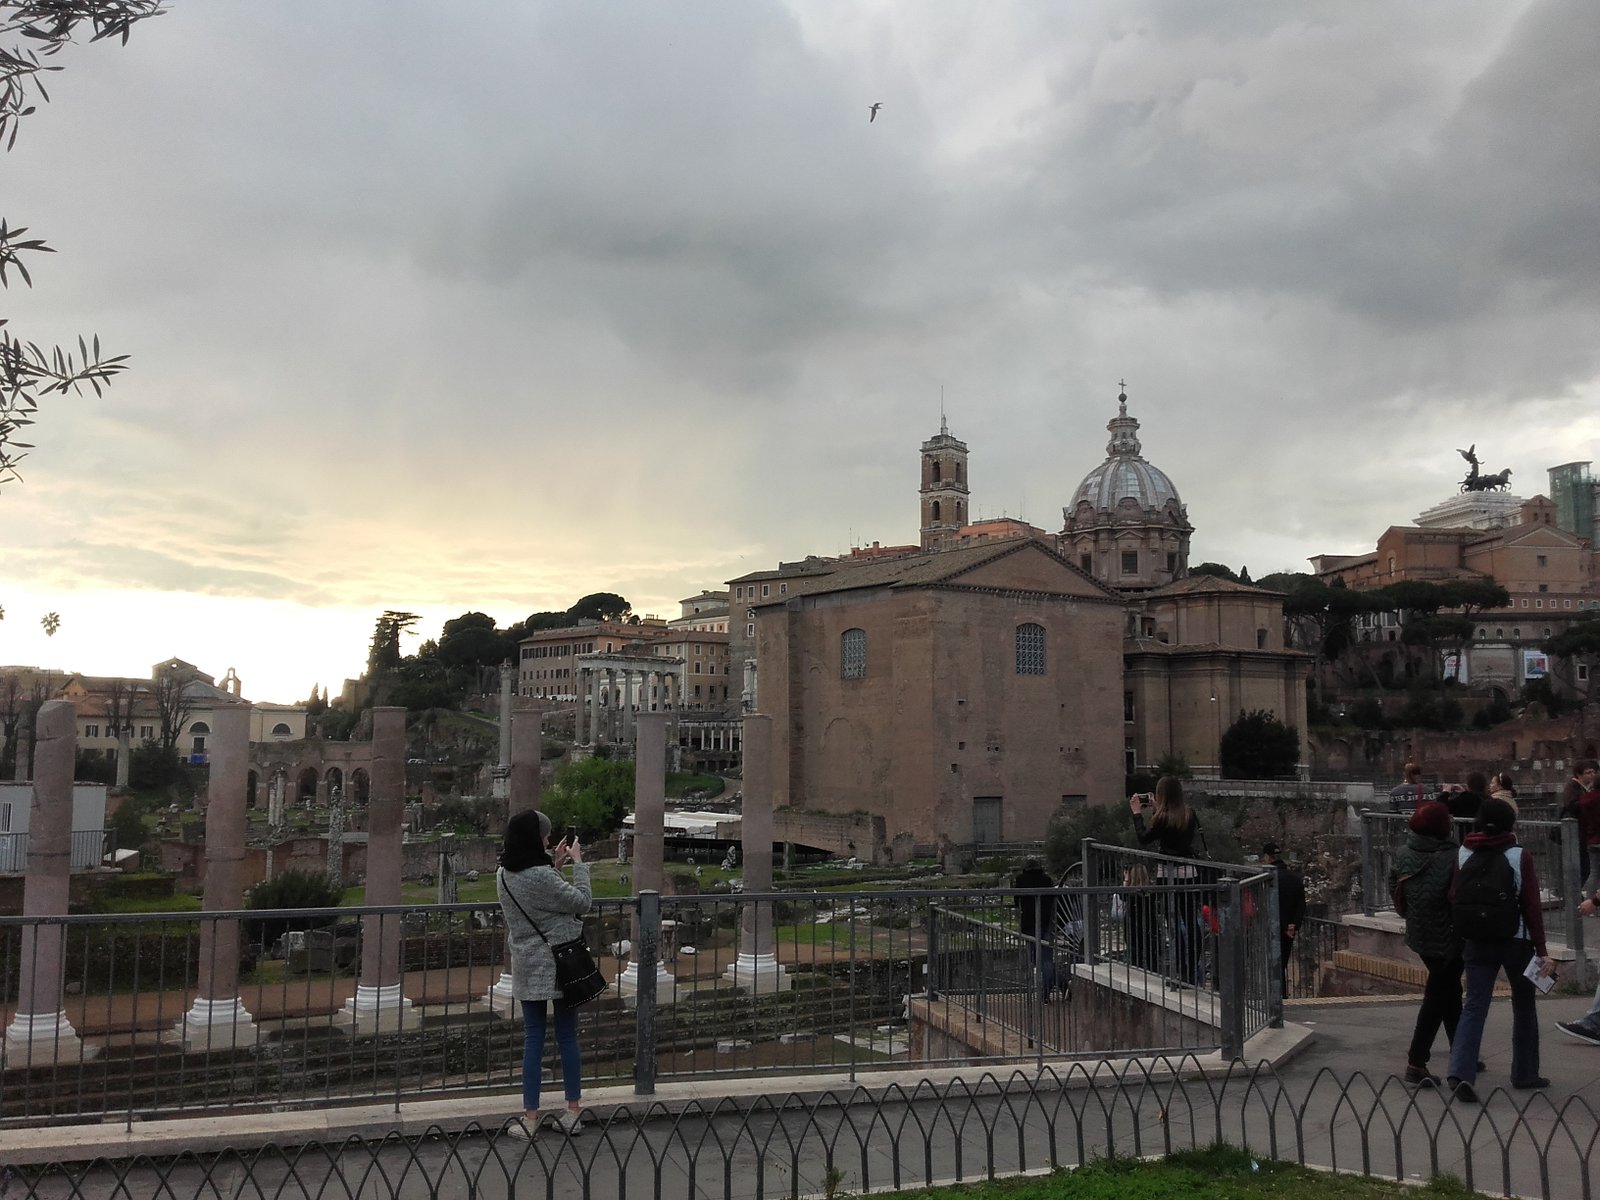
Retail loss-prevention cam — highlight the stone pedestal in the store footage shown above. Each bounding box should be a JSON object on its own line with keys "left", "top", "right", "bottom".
{"left": 339, "top": 983, "right": 416, "bottom": 1034}
{"left": 724, "top": 714, "right": 788, "bottom": 994}
{"left": 175, "top": 996, "right": 258, "bottom": 1052}
{"left": 721, "top": 950, "right": 791, "bottom": 995}
{"left": 4, "top": 1010, "right": 96, "bottom": 1068}
{"left": 614, "top": 957, "right": 676, "bottom": 1006}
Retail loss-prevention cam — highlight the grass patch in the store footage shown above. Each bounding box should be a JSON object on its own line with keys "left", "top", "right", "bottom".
{"left": 889, "top": 1145, "right": 1482, "bottom": 1199}
{"left": 94, "top": 893, "right": 203, "bottom": 914}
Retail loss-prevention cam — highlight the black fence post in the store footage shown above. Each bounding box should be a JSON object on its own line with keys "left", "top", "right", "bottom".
{"left": 1562, "top": 817, "right": 1589, "bottom": 989}
{"left": 1218, "top": 877, "right": 1246, "bottom": 1061}
{"left": 1359, "top": 812, "right": 1376, "bottom": 918}
{"left": 634, "top": 890, "right": 659, "bottom": 1096}
{"left": 1266, "top": 871, "right": 1284, "bottom": 1029}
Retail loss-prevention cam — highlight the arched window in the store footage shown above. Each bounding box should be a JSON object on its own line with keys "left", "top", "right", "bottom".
{"left": 931, "top": 461, "right": 942, "bottom": 483}
{"left": 1015, "top": 623, "right": 1046, "bottom": 675}
{"left": 841, "top": 628, "right": 867, "bottom": 679}
{"left": 189, "top": 721, "right": 210, "bottom": 735}
{"left": 271, "top": 722, "right": 292, "bottom": 739}
{"left": 931, "top": 500, "right": 942, "bottom": 521}
{"left": 955, "top": 461, "right": 963, "bottom": 482}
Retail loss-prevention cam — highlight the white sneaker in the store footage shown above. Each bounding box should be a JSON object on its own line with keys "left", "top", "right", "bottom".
{"left": 502, "top": 1118, "right": 535, "bottom": 1140}
{"left": 556, "top": 1110, "right": 584, "bottom": 1136}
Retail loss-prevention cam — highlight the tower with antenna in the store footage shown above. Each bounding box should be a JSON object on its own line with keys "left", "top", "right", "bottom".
{"left": 919, "top": 412, "right": 969, "bottom": 551}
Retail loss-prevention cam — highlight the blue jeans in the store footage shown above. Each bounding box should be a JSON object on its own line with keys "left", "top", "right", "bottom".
{"left": 1447, "top": 939, "right": 1540, "bottom": 1086}
{"left": 522, "top": 1000, "right": 582, "bottom": 1110}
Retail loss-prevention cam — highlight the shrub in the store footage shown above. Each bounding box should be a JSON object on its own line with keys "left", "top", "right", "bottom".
{"left": 1219, "top": 710, "right": 1300, "bottom": 780}
{"left": 1348, "top": 697, "right": 1387, "bottom": 729}
{"left": 245, "top": 869, "right": 343, "bottom": 948}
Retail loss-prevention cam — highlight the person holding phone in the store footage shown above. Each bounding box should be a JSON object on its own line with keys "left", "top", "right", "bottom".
{"left": 1129, "top": 776, "right": 1204, "bottom": 985}
{"left": 497, "top": 809, "right": 591, "bottom": 1136}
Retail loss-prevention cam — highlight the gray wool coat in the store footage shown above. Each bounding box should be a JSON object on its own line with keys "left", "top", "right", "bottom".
{"left": 497, "top": 862, "right": 593, "bottom": 1003}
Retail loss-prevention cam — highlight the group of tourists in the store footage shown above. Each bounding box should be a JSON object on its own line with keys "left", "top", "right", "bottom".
{"left": 1389, "top": 758, "right": 1600, "bottom": 1102}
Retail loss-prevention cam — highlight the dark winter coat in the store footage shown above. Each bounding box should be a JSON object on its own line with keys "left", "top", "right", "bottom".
{"left": 1012, "top": 864, "right": 1057, "bottom": 939}
{"left": 1389, "top": 831, "right": 1460, "bottom": 962}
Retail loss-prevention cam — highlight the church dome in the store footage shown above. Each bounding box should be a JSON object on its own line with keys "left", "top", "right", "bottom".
{"left": 1067, "top": 392, "right": 1183, "bottom": 514}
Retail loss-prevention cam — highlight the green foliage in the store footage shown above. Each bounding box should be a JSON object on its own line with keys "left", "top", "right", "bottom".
{"left": 129, "top": 738, "right": 183, "bottom": 789}
{"left": 1544, "top": 612, "right": 1600, "bottom": 702}
{"left": 568, "top": 591, "right": 631, "bottom": 623}
{"left": 1190, "top": 562, "right": 1239, "bottom": 581}
{"left": 108, "top": 792, "right": 158, "bottom": 852}
{"left": 314, "top": 707, "right": 361, "bottom": 740}
{"left": 1348, "top": 697, "right": 1387, "bottom": 730}
{"left": 73, "top": 748, "right": 115, "bottom": 785}
{"left": 1043, "top": 803, "right": 1135, "bottom": 876}
{"left": 1219, "top": 709, "right": 1300, "bottom": 780}
{"left": 543, "top": 755, "right": 635, "bottom": 838}
{"left": 367, "top": 610, "right": 420, "bottom": 676}
{"left": 245, "top": 869, "right": 343, "bottom": 946}
{"left": 1153, "top": 753, "right": 1192, "bottom": 779}
{"left": 1522, "top": 677, "right": 1568, "bottom": 717}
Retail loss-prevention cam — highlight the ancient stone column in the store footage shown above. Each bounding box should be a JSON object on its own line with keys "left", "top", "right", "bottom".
{"left": 617, "top": 712, "right": 673, "bottom": 1003}
{"left": 485, "top": 708, "right": 543, "bottom": 1014}
{"left": 174, "top": 701, "right": 259, "bottom": 1050}
{"left": 724, "top": 713, "right": 788, "bottom": 993}
{"left": 575, "top": 668, "right": 589, "bottom": 745}
{"left": 340, "top": 707, "right": 414, "bottom": 1032}
{"left": 4, "top": 701, "right": 93, "bottom": 1065}
{"left": 591, "top": 668, "right": 606, "bottom": 746}
{"left": 621, "top": 669, "right": 636, "bottom": 748}
{"left": 492, "top": 667, "right": 512, "bottom": 799}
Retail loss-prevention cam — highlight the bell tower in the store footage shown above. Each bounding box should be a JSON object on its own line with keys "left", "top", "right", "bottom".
{"left": 919, "top": 415, "right": 969, "bottom": 550}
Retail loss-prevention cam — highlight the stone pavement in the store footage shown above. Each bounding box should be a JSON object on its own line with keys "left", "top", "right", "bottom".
{"left": 4, "top": 991, "right": 1598, "bottom": 1199}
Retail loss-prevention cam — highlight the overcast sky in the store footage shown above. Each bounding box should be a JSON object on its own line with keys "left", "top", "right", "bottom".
{"left": 3, "top": 0, "right": 1597, "bottom": 702}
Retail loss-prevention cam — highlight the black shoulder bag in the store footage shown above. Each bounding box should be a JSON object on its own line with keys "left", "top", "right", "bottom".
{"left": 500, "top": 869, "right": 608, "bottom": 1008}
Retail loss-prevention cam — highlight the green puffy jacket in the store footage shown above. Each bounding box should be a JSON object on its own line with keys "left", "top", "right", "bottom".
{"left": 1389, "top": 831, "right": 1461, "bottom": 962}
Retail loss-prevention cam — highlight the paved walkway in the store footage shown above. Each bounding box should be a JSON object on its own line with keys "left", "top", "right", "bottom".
{"left": 4, "top": 992, "right": 1598, "bottom": 1199}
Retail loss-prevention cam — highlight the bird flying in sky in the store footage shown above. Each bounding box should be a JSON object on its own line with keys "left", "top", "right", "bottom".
{"left": 869, "top": 102, "right": 882, "bottom": 123}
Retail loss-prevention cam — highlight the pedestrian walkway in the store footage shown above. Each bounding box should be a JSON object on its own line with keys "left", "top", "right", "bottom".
{"left": 4, "top": 993, "right": 1597, "bottom": 1200}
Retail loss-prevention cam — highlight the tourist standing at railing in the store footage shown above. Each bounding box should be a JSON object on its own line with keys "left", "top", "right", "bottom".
{"left": 1012, "top": 857, "right": 1059, "bottom": 1003}
{"left": 1388, "top": 801, "right": 1464, "bottom": 1087}
{"left": 1558, "top": 759, "right": 1599, "bottom": 901}
{"left": 497, "top": 809, "right": 592, "bottom": 1137}
{"left": 1555, "top": 874, "right": 1600, "bottom": 1046}
{"left": 1261, "top": 843, "right": 1305, "bottom": 1000}
{"left": 1130, "top": 776, "right": 1205, "bottom": 986}
{"left": 1445, "top": 772, "right": 1489, "bottom": 822}
{"left": 1115, "top": 862, "right": 1161, "bottom": 973}
{"left": 1445, "top": 798, "right": 1555, "bottom": 1103}
{"left": 1388, "top": 762, "right": 1427, "bottom": 814}
{"left": 1489, "top": 772, "right": 1517, "bottom": 816}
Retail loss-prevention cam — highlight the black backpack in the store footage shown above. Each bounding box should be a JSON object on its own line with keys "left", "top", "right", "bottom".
{"left": 1452, "top": 848, "right": 1521, "bottom": 942}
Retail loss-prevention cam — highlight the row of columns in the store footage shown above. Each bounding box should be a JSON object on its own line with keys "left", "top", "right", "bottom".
{"left": 575, "top": 664, "right": 682, "bottom": 750}
{"left": 4, "top": 699, "right": 784, "bottom": 1066}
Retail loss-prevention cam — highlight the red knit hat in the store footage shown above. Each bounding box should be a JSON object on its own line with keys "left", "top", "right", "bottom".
{"left": 1409, "top": 800, "right": 1452, "bottom": 838}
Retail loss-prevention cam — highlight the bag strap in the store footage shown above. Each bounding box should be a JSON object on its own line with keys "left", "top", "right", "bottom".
{"left": 499, "top": 868, "right": 553, "bottom": 945}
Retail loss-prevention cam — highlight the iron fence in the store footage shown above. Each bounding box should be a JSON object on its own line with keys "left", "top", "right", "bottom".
{"left": 0, "top": 830, "right": 107, "bottom": 873}
{"left": 3, "top": 880, "right": 1278, "bottom": 1126}
{"left": 3, "top": 1058, "right": 1595, "bottom": 1200}
{"left": 1357, "top": 812, "right": 1590, "bottom": 984}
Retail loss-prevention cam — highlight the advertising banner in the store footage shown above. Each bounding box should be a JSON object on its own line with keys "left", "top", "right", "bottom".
{"left": 1522, "top": 650, "right": 1549, "bottom": 680}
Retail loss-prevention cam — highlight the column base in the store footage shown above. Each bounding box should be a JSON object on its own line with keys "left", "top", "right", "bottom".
{"left": 490, "top": 765, "right": 511, "bottom": 800}
{"left": 168, "top": 996, "right": 259, "bottom": 1052}
{"left": 722, "top": 951, "right": 791, "bottom": 994}
{"left": 483, "top": 971, "right": 519, "bottom": 1019}
{"left": 613, "top": 960, "right": 678, "bottom": 1007}
{"left": 336, "top": 983, "right": 417, "bottom": 1034}
{"left": 4, "top": 1011, "right": 98, "bottom": 1069}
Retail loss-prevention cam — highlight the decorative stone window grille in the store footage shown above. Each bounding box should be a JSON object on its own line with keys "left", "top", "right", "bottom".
{"left": 1015, "top": 623, "right": 1046, "bottom": 675}
{"left": 841, "top": 628, "right": 867, "bottom": 679}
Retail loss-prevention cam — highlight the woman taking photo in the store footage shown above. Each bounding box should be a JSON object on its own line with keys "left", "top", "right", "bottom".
{"left": 1129, "top": 776, "right": 1204, "bottom": 985}
{"left": 498, "top": 809, "right": 592, "bottom": 1135}
{"left": 1388, "top": 800, "right": 1463, "bottom": 1086}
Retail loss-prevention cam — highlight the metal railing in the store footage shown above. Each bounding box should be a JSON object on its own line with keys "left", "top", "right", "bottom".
{"left": 5, "top": 1059, "right": 1595, "bottom": 1200}
{"left": 1357, "top": 811, "right": 1590, "bottom": 984}
{"left": 0, "top": 829, "right": 108, "bottom": 872}
{"left": 3, "top": 881, "right": 1279, "bottom": 1126}
{"left": 1078, "top": 840, "right": 1282, "bottom": 1054}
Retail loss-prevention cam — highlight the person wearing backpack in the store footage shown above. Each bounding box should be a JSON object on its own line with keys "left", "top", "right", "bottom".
{"left": 1444, "top": 797, "right": 1556, "bottom": 1102}
{"left": 1388, "top": 801, "right": 1463, "bottom": 1087}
